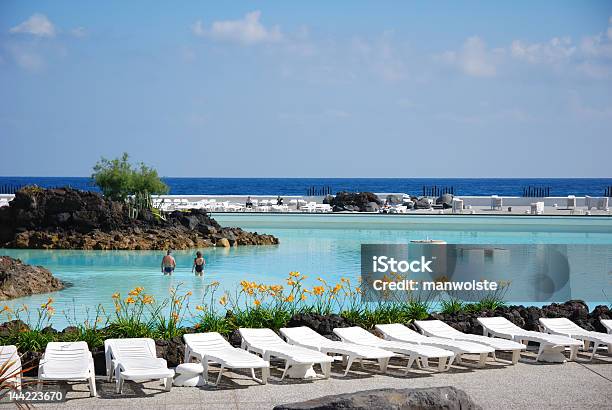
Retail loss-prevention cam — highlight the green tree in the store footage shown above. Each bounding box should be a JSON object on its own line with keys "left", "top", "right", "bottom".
{"left": 92, "top": 153, "right": 168, "bottom": 201}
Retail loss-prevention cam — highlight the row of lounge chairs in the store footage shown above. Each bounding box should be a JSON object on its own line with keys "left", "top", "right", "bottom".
{"left": 152, "top": 198, "right": 333, "bottom": 213}
{"left": 1, "top": 318, "right": 610, "bottom": 396}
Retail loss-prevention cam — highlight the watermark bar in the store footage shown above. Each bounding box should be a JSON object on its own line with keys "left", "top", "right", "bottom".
{"left": 360, "top": 244, "right": 612, "bottom": 304}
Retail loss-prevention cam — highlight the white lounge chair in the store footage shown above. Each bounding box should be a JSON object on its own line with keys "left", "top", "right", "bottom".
{"left": 566, "top": 195, "right": 576, "bottom": 210}
{"left": 375, "top": 323, "right": 494, "bottom": 367}
{"left": 530, "top": 201, "right": 544, "bottom": 215}
{"left": 452, "top": 198, "right": 464, "bottom": 214}
{"left": 105, "top": 338, "right": 174, "bottom": 393}
{"left": 539, "top": 318, "right": 612, "bottom": 361}
{"left": 280, "top": 326, "right": 394, "bottom": 376}
{"left": 477, "top": 317, "right": 582, "bottom": 363}
{"left": 602, "top": 319, "right": 612, "bottom": 334}
{"left": 585, "top": 195, "right": 593, "bottom": 210}
{"left": 0, "top": 345, "right": 22, "bottom": 391}
{"left": 333, "top": 326, "right": 454, "bottom": 373}
{"left": 490, "top": 195, "right": 502, "bottom": 210}
{"left": 414, "top": 319, "right": 526, "bottom": 364}
{"left": 597, "top": 197, "right": 609, "bottom": 211}
{"left": 184, "top": 332, "right": 269, "bottom": 386}
{"left": 38, "top": 342, "right": 97, "bottom": 396}
{"left": 238, "top": 328, "right": 333, "bottom": 380}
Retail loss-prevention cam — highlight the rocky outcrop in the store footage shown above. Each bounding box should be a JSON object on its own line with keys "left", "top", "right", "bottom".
{"left": 155, "top": 336, "right": 185, "bottom": 368}
{"left": 274, "top": 387, "right": 481, "bottom": 410}
{"left": 436, "top": 193, "right": 454, "bottom": 209}
{"left": 0, "top": 256, "right": 64, "bottom": 300}
{"left": 326, "top": 191, "right": 382, "bottom": 212}
{"left": 413, "top": 197, "right": 433, "bottom": 209}
{"left": 429, "top": 300, "right": 611, "bottom": 334}
{"left": 0, "top": 187, "right": 278, "bottom": 250}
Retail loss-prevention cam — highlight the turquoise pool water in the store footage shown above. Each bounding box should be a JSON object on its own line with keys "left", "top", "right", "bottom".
{"left": 2, "top": 215, "right": 611, "bottom": 328}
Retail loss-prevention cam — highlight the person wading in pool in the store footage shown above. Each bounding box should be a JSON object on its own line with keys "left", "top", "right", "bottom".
{"left": 192, "top": 251, "right": 205, "bottom": 277}
{"left": 161, "top": 250, "right": 176, "bottom": 275}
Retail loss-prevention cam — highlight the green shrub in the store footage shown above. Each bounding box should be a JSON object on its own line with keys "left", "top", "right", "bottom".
{"left": 61, "top": 303, "right": 108, "bottom": 349}
{"left": 440, "top": 298, "right": 464, "bottom": 315}
{"left": 92, "top": 152, "right": 168, "bottom": 201}
{"left": 11, "top": 330, "right": 56, "bottom": 353}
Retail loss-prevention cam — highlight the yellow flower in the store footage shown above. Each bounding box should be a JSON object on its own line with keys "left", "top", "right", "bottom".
{"left": 258, "top": 284, "right": 266, "bottom": 292}
{"left": 195, "top": 305, "right": 205, "bottom": 311}
{"left": 211, "top": 281, "right": 220, "bottom": 287}
{"left": 301, "top": 294, "right": 307, "bottom": 301}
{"left": 125, "top": 297, "right": 135, "bottom": 304}
{"left": 194, "top": 323, "right": 201, "bottom": 330}
{"left": 186, "top": 291, "right": 192, "bottom": 296}
{"left": 115, "top": 305, "right": 121, "bottom": 312}
{"left": 171, "top": 312, "right": 179, "bottom": 321}
{"left": 254, "top": 299, "right": 261, "bottom": 307}
{"left": 289, "top": 271, "right": 300, "bottom": 277}
{"left": 1, "top": 305, "right": 11, "bottom": 313}
{"left": 142, "top": 295, "right": 154, "bottom": 304}
{"left": 112, "top": 292, "right": 120, "bottom": 299}
{"left": 286, "top": 279, "right": 296, "bottom": 286}
{"left": 174, "top": 300, "right": 181, "bottom": 305}
{"left": 219, "top": 295, "right": 228, "bottom": 306}
{"left": 128, "top": 289, "right": 139, "bottom": 296}
{"left": 285, "top": 294, "right": 295, "bottom": 302}
{"left": 313, "top": 286, "right": 325, "bottom": 296}
{"left": 332, "top": 284, "right": 342, "bottom": 294}
{"left": 302, "top": 288, "right": 311, "bottom": 294}
{"left": 355, "top": 287, "right": 362, "bottom": 294}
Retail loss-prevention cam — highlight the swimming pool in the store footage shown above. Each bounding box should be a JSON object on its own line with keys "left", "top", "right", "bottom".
{"left": 2, "top": 214, "right": 611, "bottom": 328}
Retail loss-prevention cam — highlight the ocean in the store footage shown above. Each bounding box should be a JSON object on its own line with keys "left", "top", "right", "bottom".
{"left": 0, "top": 177, "right": 611, "bottom": 197}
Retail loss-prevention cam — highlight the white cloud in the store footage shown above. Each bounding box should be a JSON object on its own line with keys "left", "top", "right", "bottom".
{"left": 580, "top": 34, "right": 612, "bottom": 59}
{"left": 440, "top": 36, "right": 499, "bottom": 77}
{"left": 4, "top": 43, "right": 44, "bottom": 71}
{"left": 325, "top": 109, "right": 350, "bottom": 119}
{"left": 511, "top": 37, "right": 575, "bottom": 64}
{"left": 10, "top": 13, "right": 56, "bottom": 37}
{"left": 569, "top": 95, "right": 612, "bottom": 120}
{"left": 71, "top": 27, "right": 87, "bottom": 38}
{"left": 192, "top": 11, "right": 282, "bottom": 45}
{"left": 350, "top": 34, "right": 408, "bottom": 81}
{"left": 191, "top": 20, "right": 205, "bottom": 37}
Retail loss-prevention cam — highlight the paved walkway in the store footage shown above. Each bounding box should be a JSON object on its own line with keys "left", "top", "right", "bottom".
{"left": 11, "top": 351, "right": 612, "bottom": 410}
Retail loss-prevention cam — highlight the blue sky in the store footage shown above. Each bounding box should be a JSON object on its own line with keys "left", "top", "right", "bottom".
{"left": 1, "top": 1, "right": 611, "bottom": 177}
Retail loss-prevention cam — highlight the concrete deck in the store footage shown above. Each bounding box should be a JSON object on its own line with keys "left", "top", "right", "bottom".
{"left": 16, "top": 350, "right": 612, "bottom": 409}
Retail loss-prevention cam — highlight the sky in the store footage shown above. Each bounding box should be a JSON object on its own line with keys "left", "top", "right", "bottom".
{"left": 0, "top": 1, "right": 611, "bottom": 178}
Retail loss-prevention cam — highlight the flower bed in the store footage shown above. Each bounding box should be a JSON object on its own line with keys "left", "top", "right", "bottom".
{"left": 1, "top": 272, "right": 610, "bottom": 376}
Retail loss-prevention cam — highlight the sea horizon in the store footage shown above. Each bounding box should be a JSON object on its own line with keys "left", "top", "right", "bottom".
{"left": 1, "top": 176, "right": 612, "bottom": 197}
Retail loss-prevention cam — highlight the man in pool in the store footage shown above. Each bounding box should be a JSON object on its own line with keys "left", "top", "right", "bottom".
{"left": 161, "top": 250, "right": 176, "bottom": 275}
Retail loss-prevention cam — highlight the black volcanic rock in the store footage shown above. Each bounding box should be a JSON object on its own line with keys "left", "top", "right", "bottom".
{"left": 327, "top": 191, "right": 382, "bottom": 212}
{"left": 274, "top": 387, "right": 481, "bottom": 410}
{"left": 429, "top": 300, "right": 609, "bottom": 334}
{"left": 0, "top": 256, "right": 64, "bottom": 300}
{"left": 0, "top": 187, "right": 278, "bottom": 250}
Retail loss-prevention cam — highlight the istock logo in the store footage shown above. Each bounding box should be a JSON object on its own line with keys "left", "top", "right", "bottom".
{"left": 372, "top": 256, "right": 434, "bottom": 273}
